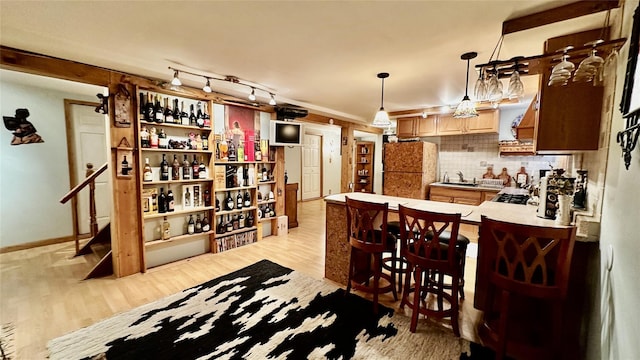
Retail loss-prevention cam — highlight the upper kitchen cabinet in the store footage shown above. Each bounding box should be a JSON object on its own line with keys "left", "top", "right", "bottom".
{"left": 396, "top": 115, "right": 437, "bottom": 138}
{"left": 437, "top": 109, "right": 499, "bottom": 136}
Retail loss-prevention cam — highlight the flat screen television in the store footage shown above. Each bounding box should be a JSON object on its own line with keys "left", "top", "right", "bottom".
{"left": 269, "top": 120, "right": 304, "bottom": 146}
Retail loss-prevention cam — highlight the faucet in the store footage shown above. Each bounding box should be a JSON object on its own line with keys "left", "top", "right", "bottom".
{"left": 456, "top": 171, "right": 464, "bottom": 182}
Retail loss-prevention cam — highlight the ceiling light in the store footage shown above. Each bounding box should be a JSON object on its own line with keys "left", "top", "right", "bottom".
{"left": 453, "top": 52, "right": 479, "bottom": 119}
{"left": 248, "top": 87, "right": 256, "bottom": 101}
{"left": 269, "top": 93, "right": 277, "bottom": 106}
{"left": 171, "top": 70, "right": 182, "bottom": 86}
{"left": 202, "top": 78, "right": 212, "bottom": 93}
{"left": 372, "top": 72, "right": 391, "bottom": 127}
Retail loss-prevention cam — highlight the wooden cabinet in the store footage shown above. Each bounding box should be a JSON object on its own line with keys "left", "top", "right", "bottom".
{"left": 285, "top": 183, "right": 298, "bottom": 228}
{"left": 354, "top": 141, "right": 374, "bottom": 193}
{"left": 436, "top": 109, "right": 499, "bottom": 136}
{"left": 396, "top": 116, "right": 437, "bottom": 138}
{"left": 429, "top": 186, "right": 499, "bottom": 206}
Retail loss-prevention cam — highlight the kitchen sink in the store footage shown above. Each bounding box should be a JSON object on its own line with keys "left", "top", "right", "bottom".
{"left": 441, "top": 182, "right": 479, "bottom": 187}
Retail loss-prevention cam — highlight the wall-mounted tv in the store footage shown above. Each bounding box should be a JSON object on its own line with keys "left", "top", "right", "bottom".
{"left": 269, "top": 120, "right": 304, "bottom": 146}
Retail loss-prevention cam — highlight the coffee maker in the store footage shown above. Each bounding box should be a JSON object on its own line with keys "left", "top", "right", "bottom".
{"left": 537, "top": 176, "right": 559, "bottom": 219}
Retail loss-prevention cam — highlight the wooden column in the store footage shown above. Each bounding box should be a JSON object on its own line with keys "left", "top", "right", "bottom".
{"left": 340, "top": 124, "right": 355, "bottom": 193}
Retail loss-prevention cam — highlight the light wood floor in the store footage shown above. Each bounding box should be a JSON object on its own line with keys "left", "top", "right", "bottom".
{"left": 0, "top": 199, "right": 481, "bottom": 359}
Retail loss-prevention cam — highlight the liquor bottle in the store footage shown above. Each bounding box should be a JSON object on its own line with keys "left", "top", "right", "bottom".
{"left": 172, "top": 98, "right": 181, "bottom": 124}
{"left": 154, "top": 94, "right": 164, "bottom": 123}
{"left": 189, "top": 104, "right": 197, "bottom": 126}
{"left": 196, "top": 102, "right": 205, "bottom": 128}
{"left": 145, "top": 93, "right": 155, "bottom": 122}
{"left": 193, "top": 185, "right": 200, "bottom": 207}
{"left": 236, "top": 191, "right": 243, "bottom": 210}
{"left": 184, "top": 187, "right": 191, "bottom": 207}
{"left": 152, "top": 193, "right": 158, "bottom": 213}
{"left": 139, "top": 92, "right": 146, "bottom": 118}
{"left": 182, "top": 155, "right": 190, "bottom": 180}
{"left": 180, "top": 101, "right": 189, "bottom": 125}
{"left": 121, "top": 156, "right": 129, "bottom": 176}
{"left": 158, "top": 188, "right": 167, "bottom": 213}
{"left": 158, "top": 128, "right": 168, "bottom": 149}
{"left": 215, "top": 196, "right": 220, "bottom": 212}
{"left": 262, "top": 166, "right": 268, "bottom": 181}
{"left": 203, "top": 102, "right": 211, "bottom": 128}
{"left": 216, "top": 215, "right": 226, "bottom": 234}
{"left": 198, "top": 156, "right": 207, "bottom": 179}
{"left": 143, "top": 158, "right": 153, "bottom": 182}
{"left": 195, "top": 214, "right": 202, "bottom": 233}
{"left": 203, "top": 189, "right": 211, "bottom": 207}
{"left": 187, "top": 215, "right": 195, "bottom": 234}
{"left": 247, "top": 212, "right": 254, "bottom": 227}
{"left": 150, "top": 127, "right": 159, "bottom": 148}
{"left": 164, "top": 97, "right": 173, "bottom": 123}
{"left": 226, "top": 215, "right": 233, "bottom": 232}
{"left": 171, "top": 155, "right": 180, "bottom": 180}
{"left": 201, "top": 215, "right": 210, "bottom": 232}
{"left": 226, "top": 191, "right": 234, "bottom": 211}
{"left": 202, "top": 134, "right": 209, "bottom": 151}
{"left": 244, "top": 190, "right": 251, "bottom": 207}
{"left": 191, "top": 155, "right": 200, "bottom": 179}
{"left": 160, "top": 154, "right": 169, "bottom": 181}
{"left": 219, "top": 137, "right": 228, "bottom": 160}
{"left": 232, "top": 214, "right": 239, "bottom": 230}
{"left": 167, "top": 189, "right": 175, "bottom": 212}
{"left": 228, "top": 141, "right": 237, "bottom": 161}
{"left": 238, "top": 213, "right": 245, "bottom": 229}
{"left": 162, "top": 216, "right": 171, "bottom": 240}
{"left": 237, "top": 141, "right": 244, "bottom": 162}
{"left": 257, "top": 206, "right": 263, "bottom": 219}
{"left": 140, "top": 126, "right": 150, "bottom": 148}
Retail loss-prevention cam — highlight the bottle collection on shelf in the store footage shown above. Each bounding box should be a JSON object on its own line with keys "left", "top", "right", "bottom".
{"left": 214, "top": 132, "right": 272, "bottom": 163}
{"left": 139, "top": 92, "right": 211, "bottom": 128}
{"left": 143, "top": 154, "right": 208, "bottom": 182}
{"left": 161, "top": 212, "right": 211, "bottom": 241}
{"left": 140, "top": 126, "right": 209, "bottom": 151}
{"left": 143, "top": 185, "right": 211, "bottom": 216}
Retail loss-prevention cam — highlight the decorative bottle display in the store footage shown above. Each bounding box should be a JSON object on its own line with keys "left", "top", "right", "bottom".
{"left": 158, "top": 188, "right": 167, "bottom": 213}
{"left": 172, "top": 155, "right": 180, "bottom": 180}
{"left": 143, "top": 158, "right": 153, "bottom": 181}
{"left": 160, "top": 154, "right": 169, "bottom": 181}
{"left": 192, "top": 155, "right": 199, "bottom": 179}
{"left": 244, "top": 190, "right": 251, "bottom": 207}
{"left": 187, "top": 215, "right": 195, "bottom": 235}
{"left": 121, "top": 156, "right": 129, "bottom": 176}
{"left": 182, "top": 155, "right": 190, "bottom": 180}
{"left": 198, "top": 156, "right": 207, "bottom": 179}
{"left": 226, "top": 191, "right": 234, "bottom": 211}
{"left": 236, "top": 191, "right": 243, "bottom": 210}
{"left": 195, "top": 214, "right": 202, "bottom": 233}
{"left": 167, "top": 189, "right": 175, "bottom": 212}
{"left": 201, "top": 215, "right": 210, "bottom": 232}
{"left": 162, "top": 216, "right": 171, "bottom": 240}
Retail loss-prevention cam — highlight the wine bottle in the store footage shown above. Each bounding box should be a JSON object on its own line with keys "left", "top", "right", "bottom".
{"left": 164, "top": 97, "right": 173, "bottom": 123}
{"left": 193, "top": 185, "right": 200, "bottom": 207}
{"left": 145, "top": 93, "right": 155, "bottom": 122}
{"left": 228, "top": 141, "right": 236, "bottom": 162}
{"left": 203, "top": 102, "right": 211, "bottom": 128}
{"left": 160, "top": 154, "right": 169, "bottom": 181}
{"left": 172, "top": 98, "right": 181, "bottom": 124}
{"left": 158, "top": 128, "right": 168, "bottom": 149}
{"left": 158, "top": 188, "right": 167, "bottom": 213}
{"left": 236, "top": 191, "right": 243, "bottom": 210}
{"left": 198, "top": 156, "right": 206, "bottom": 179}
{"left": 150, "top": 127, "right": 159, "bottom": 148}
{"left": 187, "top": 214, "right": 195, "bottom": 234}
{"left": 162, "top": 216, "right": 171, "bottom": 240}
{"left": 202, "top": 134, "right": 209, "bottom": 151}
{"left": 151, "top": 193, "right": 158, "bottom": 212}
{"left": 226, "top": 215, "right": 233, "bottom": 232}
{"left": 237, "top": 141, "right": 244, "bottom": 162}
{"left": 195, "top": 214, "right": 202, "bottom": 233}
{"left": 140, "top": 126, "right": 150, "bottom": 148}
{"left": 244, "top": 190, "right": 251, "bottom": 207}
{"left": 182, "top": 155, "right": 190, "bottom": 180}
{"left": 204, "top": 189, "right": 211, "bottom": 207}
{"left": 215, "top": 196, "right": 220, "bottom": 212}
{"left": 247, "top": 212, "right": 254, "bottom": 227}
{"left": 216, "top": 215, "right": 226, "bottom": 234}
{"left": 139, "top": 92, "right": 146, "bottom": 118}
{"left": 143, "top": 158, "right": 153, "bottom": 182}
{"left": 121, "top": 156, "right": 129, "bottom": 176}
{"left": 201, "top": 215, "right": 210, "bottom": 232}
{"left": 262, "top": 166, "right": 268, "bottom": 181}
{"left": 196, "top": 101, "right": 205, "bottom": 128}
{"left": 189, "top": 104, "right": 197, "bottom": 126}
{"left": 167, "top": 189, "right": 175, "bottom": 212}
{"left": 232, "top": 214, "right": 239, "bottom": 230}
{"left": 238, "top": 213, "right": 245, "bottom": 229}
{"left": 154, "top": 95, "right": 164, "bottom": 123}
{"left": 180, "top": 101, "right": 189, "bottom": 125}
{"left": 192, "top": 155, "right": 199, "bottom": 179}
{"left": 171, "top": 155, "right": 180, "bottom": 180}
{"left": 226, "top": 191, "right": 234, "bottom": 211}
{"left": 184, "top": 187, "right": 191, "bottom": 207}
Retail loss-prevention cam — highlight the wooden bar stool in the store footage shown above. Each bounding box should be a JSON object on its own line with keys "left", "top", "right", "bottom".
{"left": 475, "top": 216, "right": 576, "bottom": 360}
{"left": 345, "top": 197, "right": 398, "bottom": 313}
{"left": 384, "top": 220, "right": 409, "bottom": 294}
{"left": 398, "top": 205, "right": 463, "bottom": 336}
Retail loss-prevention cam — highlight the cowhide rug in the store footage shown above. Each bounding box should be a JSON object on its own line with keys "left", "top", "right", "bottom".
{"left": 48, "top": 260, "right": 469, "bottom": 359}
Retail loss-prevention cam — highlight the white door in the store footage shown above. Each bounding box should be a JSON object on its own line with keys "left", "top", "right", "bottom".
{"left": 302, "top": 134, "right": 321, "bottom": 200}
{"left": 67, "top": 101, "right": 111, "bottom": 236}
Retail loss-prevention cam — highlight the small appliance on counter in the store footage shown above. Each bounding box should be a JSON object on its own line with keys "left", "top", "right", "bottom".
{"left": 536, "top": 171, "right": 575, "bottom": 219}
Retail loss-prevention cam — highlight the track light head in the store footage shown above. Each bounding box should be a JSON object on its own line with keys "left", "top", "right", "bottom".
{"left": 202, "top": 78, "right": 212, "bottom": 93}
{"left": 248, "top": 88, "right": 256, "bottom": 101}
{"left": 269, "top": 93, "right": 276, "bottom": 106}
{"left": 171, "top": 70, "right": 182, "bottom": 86}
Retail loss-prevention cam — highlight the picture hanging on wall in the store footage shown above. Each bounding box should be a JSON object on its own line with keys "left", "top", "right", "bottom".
{"left": 3, "top": 108, "right": 44, "bottom": 145}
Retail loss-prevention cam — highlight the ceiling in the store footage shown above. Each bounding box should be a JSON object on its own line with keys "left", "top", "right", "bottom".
{"left": 0, "top": 1, "right": 617, "bottom": 125}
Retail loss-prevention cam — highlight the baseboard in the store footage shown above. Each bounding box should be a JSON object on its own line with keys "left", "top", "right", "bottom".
{"left": 0, "top": 235, "right": 78, "bottom": 254}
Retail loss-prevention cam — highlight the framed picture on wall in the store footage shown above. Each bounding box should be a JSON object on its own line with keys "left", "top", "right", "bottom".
{"left": 620, "top": 2, "right": 640, "bottom": 116}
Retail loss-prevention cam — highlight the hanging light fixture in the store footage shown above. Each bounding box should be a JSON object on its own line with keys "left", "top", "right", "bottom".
{"left": 372, "top": 72, "right": 391, "bottom": 127}
{"left": 269, "top": 93, "right": 277, "bottom": 106}
{"left": 171, "top": 70, "right": 182, "bottom": 86}
{"left": 248, "top": 87, "right": 256, "bottom": 101}
{"left": 202, "top": 78, "right": 212, "bottom": 93}
{"left": 453, "top": 52, "right": 479, "bottom": 119}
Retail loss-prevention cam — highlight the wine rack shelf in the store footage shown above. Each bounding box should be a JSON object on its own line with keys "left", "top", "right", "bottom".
{"left": 140, "top": 120, "right": 211, "bottom": 131}
{"left": 143, "top": 206, "right": 214, "bottom": 220}
{"left": 145, "top": 230, "right": 215, "bottom": 249}
{"left": 143, "top": 179, "right": 212, "bottom": 185}
{"left": 215, "top": 206, "right": 257, "bottom": 216}
{"left": 215, "top": 226, "right": 258, "bottom": 237}
{"left": 141, "top": 148, "right": 213, "bottom": 154}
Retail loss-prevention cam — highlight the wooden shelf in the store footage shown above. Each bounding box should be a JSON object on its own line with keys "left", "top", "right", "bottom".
{"left": 216, "top": 206, "right": 257, "bottom": 216}
{"left": 143, "top": 179, "right": 212, "bottom": 186}
{"left": 257, "top": 200, "right": 276, "bottom": 205}
{"left": 140, "top": 120, "right": 212, "bottom": 131}
{"left": 214, "top": 226, "right": 258, "bottom": 237}
{"left": 141, "top": 148, "right": 213, "bottom": 154}
{"left": 214, "top": 160, "right": 276, "bottom": 165}
{"left": 258, "top": 216, "right": 278, "bottom": 223}
{"left": 145, "top": 231, "right": 214, "bottom": 249}
{"left": 257, "top": 180, "right": 276, "bottom": 185}
{"left": 214, "top": 185, "right": 255, "bottom": 193}
{"left": 143, "top": 206, "right": 214, "bottom": 219}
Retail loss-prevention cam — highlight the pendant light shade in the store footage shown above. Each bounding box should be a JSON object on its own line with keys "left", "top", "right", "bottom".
{"left": 372, "top": 72, "right": 392, "bottom": 127}
{"left": 453, "top": 52, "right": 479, "bottom": 119}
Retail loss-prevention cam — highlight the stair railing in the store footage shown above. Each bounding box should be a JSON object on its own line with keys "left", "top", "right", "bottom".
{"left": 60, "top": 162, "right": 108, "bottom": 255}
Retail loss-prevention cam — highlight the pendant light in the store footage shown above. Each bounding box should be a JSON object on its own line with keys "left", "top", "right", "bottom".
{"left": 453, "top": 52, "right": 479, "bottom": 119}
{"left": 372, "top": 72, "right": 391, "bottom": 127}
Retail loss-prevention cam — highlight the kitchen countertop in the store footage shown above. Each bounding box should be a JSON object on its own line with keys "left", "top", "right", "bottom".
{"left": 430, "top": 182, "right": 503, "bottom": 192}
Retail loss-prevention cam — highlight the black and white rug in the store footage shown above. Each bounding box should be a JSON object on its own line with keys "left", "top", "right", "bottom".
{"left": 48, "top": 260, "right": 469, "bottom": 359}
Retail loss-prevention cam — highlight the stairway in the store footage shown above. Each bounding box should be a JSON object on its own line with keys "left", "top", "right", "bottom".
{"left": 77, "top": 223, "right": 113, "bottom": 280}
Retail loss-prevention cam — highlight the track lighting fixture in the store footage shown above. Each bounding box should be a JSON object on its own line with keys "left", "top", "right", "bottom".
{"left": 202, "top": 78, "right": 212, "bottom": 93}
{"left": 171, "top": 70, "right": 182, "bottom": 86}
{"left": 248, "top": 87, "right": 256, "bottom": 101}
{"left": 269, "top": 93, "right": 277, "bottom": 106}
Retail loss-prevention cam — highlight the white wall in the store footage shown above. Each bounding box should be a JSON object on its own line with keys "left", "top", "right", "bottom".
{"left": 599, "top": 1, "right": 640, "bottom": 358}
{"left": 0, "top": 74, "right": 100, "bottom": 247}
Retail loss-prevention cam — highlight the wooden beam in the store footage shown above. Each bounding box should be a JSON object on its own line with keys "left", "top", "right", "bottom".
{"left": 502, "top": 1, "right": 620, "bottom": 35}
{"left": 301, "top": 112, "right": 383, "bottom": 134}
